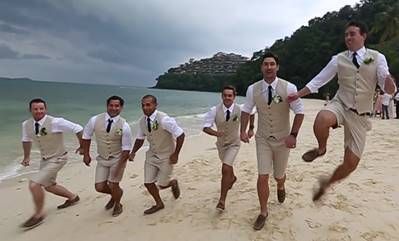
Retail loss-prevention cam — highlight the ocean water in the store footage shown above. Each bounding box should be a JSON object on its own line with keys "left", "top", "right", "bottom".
{"left": 0, "top": 79, "right": 246, "bottom": 181}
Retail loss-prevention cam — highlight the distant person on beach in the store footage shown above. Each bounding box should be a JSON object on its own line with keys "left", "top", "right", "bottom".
{"left": 287, "top": 21, "right": 397, "bottom": 201}
{"left": 373, "top": 89, "right": 383, "bottom": 117}
{"left": 381, "top": 92, "right": 392, "bottom": 119}
{"left": 82, "top": 96, "right": 132, "bottom": 217}
{"left": 20, "top": 98, "right": 83, "bottom": 229}
{"left": 202, "top": 85, "right": 255, "bottom": 212}
{"left": 241, "top": 52, "right": 305, "bottom": 231}
{"left": 394, "top": 89, "right": 399, "bottom": 119}
{"left": 129, "top": 95, "right": 185, "bottom": 215}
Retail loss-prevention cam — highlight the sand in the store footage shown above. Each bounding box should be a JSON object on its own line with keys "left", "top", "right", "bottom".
{"left": 1, "top": 99, "right": 398, "bottom": 241}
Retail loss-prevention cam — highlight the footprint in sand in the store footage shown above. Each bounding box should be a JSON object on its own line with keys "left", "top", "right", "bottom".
{"left": 361, "top": 231, "right": 389, "bottom": 241}
{"left": 328, "top": 223, "right": 348, "bottom": 233}
{"left": 305, "top": 219, "right": 321, "bottom": 229}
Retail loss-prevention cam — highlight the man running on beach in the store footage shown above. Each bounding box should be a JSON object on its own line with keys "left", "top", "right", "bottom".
{"left": 130, "top": 95, "right": 185, "bottom": 215}
{"left": 82, "top": 96, "right": 132, "bottom": 217}
{"left": 241, "top": 52, "right": 305, "bottom": 230}
{"left": 287, "top": 21, "right": 397, "bottom": 201}
{"left": 203, "top": 85, "right": 255, "bottom": 212}
{"left": 21, "top": 98, "right": 83, "bottom": 229}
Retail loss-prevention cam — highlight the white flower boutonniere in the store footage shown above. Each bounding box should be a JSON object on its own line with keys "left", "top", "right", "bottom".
{"left": 272, "top": 94, "right": 283, "bottom": 104}
{"left": 364, "top": 57, "right": 374, "bottom": 65}
{"left": 39, "top": 127, "right": 47, "bottom": 136}
{"left": 152, "top": 120, "right": 159, "bottom": 131}
{"left": 232, "top": 115, "right": 239, "bottom": 122}
{"left": 116, "top": 128, "right": 123, "bottom": 136}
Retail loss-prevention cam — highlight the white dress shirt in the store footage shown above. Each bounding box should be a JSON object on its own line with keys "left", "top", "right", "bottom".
{"left": 242, "top": 78, "right": 305, "bottom": 114}
{"left": 136, "top": 110, "right": 184, "bottom": 140}
{"left": 22, "top": 115, "right": 83, "bottom": 142}
{"left": 82, "top": 112, "right": 132, "bottom": 151}
{"left": 306, "top": 47, "right": 390, "bottom": 93}
{"left": 203, "top": 103, "right": 255, "bottom": 128}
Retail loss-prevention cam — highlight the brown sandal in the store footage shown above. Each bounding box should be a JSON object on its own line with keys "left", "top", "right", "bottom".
{"left": 171, "top": 180, "right": 180, "bottom": 199}
{"left": 277, "top": 189, "right": 286, "bottom": 203}
{"left": 302, "top": 148, "right": 326, "bottom": 162}
{"left": 253, "top": 213, "right": 268, "bottom": 231}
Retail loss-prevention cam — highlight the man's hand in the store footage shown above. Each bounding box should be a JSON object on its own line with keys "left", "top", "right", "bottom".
{"left": 129, "top": 152, "right": 136, "bottom": 162}
{"left": 83, "top": 154, "right": 91, "bottom": 166}
{"left": 215, "top": 131, "right": 224, "bottom": 137}
{"left": 21, "top": 158, "right": 30, "bottom": 167}
{"left": 284, "top": 135, "right": 297, "bottom": 149}
{"left": 75, "top": 146, "right": 84, "bottom": 155}
{"left": 248, "top": 129, "right": 254, "bottom": 139}
{"left": 287, "top": 92, "right": 299, "bottom": 104}
{"left": 240, "top": 132, "right": 249, "bottom": 143}
{"left": 169, "top": 152, "right": 178, "bottom": 164}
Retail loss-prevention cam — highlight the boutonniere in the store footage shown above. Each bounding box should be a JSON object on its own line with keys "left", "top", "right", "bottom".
{"left": 152, "top": 120, "right": 159, "bottom": 131}
{"left": 272, "top": 94, "right": 283, "bottom": 104}
{"left": 39, "top": 127, "right": 47, "bottom": 136}
{"left": 363, "top": 57, "right": 374, "bottom": 65}
{"left": 232, "top": 115, "right": 239, "bottom": 122}
{"left": 116, "top": 128, "right": 123, "bottom": 136}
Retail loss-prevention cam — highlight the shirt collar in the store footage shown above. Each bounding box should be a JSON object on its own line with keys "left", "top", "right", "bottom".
{"left": 262, "top": 77, "right": 278, "bottom": 91}
{"left": 146, "top": 110, "right": 158, "bottom": 121}
{"left": 223, "top": 103, "right": 235, "bottom": 113}
{"left": 348, "top": 46, "right": 366, "bottom": 58}
{"left": 35, "top": 115, "right": 47, "bottom": 125}
{"left": 105, "top": 112, "right": 120, "bottom": 122}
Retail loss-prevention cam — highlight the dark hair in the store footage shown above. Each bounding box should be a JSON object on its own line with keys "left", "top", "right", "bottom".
{"left": 346, "top": 21, "right": 368, "bottom": 35}
{"left": 261, "top": 52, "right": 279, "bottom": 65}
{"left": 107, "top": 95, "right": 125, "bottom": 106}
{"left": 222, "top": 85, "right": 237, "bottom": 95}
{"left": 142, "top": 94, "right": 157, "bottom": 104}
{"left": 29, "top": 98, "right": 47, "bottom": 109}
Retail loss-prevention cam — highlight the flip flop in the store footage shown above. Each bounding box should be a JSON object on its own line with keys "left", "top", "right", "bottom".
{"left": 302, "top": 148, "right": 326, "bottom": 162}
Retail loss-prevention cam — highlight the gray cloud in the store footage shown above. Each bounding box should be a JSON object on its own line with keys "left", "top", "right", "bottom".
{"left": 0, "top": 0, "right": 360, "bottom": 86}
{"left": 0, "top": 44, "right": 19, "bottom": 59}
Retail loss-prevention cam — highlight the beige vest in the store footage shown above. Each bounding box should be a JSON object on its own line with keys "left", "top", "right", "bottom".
{"left": 94, "top": 113, "right": 125, "bottom": 159}
{"left": 215, "top": 103, "right": 241, "bottom": 146}
{"left": 140, "top": 111, "right": 175, "bottom": 159}
{"left": 253, "top": 78, "right": 290, "bottom": 139}
{"left": 25, "top": 115, "right": 66, "bottom": 160}
{"left": 336, "top": 49, "right": 379, "bottom": 114}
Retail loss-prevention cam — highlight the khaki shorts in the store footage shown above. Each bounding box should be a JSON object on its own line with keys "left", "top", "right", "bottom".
{"left": 31, "top": 154, "right": 67, "bottom": 187}
{"left": 324, "top": 99, "right": 372, "bottom": 158}
{"left": 95, "top": 156, "right": 126, "bottom": 183}
{"left": 255, "top": 136, "right": 289, "bottom": 178}
{"left": 144, "top": 152, "right": 173, "bottom": 186}
{"left": 216, "top": 142, "right": 240, "bottom": 166}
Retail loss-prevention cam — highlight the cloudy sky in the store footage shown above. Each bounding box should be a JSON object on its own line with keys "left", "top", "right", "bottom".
{"left": 0, "top": 0, "right": 359, "bottom": 87}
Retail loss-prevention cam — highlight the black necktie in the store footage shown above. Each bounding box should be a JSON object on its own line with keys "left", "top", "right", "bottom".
{"left": 35, "top": 122, "right": 40, "bottom": 135}
{"left": 352, "top": 52, "right": 360, "bottom": 68}
{"left": 267, "top": 85, "right": 273, "bottom": 105}
{"left": 147, "top": 118, "right": 151, "bottom": 132}
{"left": 106, "top": 119, "right": 113, "bottom": 133}
{"left": 226, "top": 109, "right": 230, "bottom": 121}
